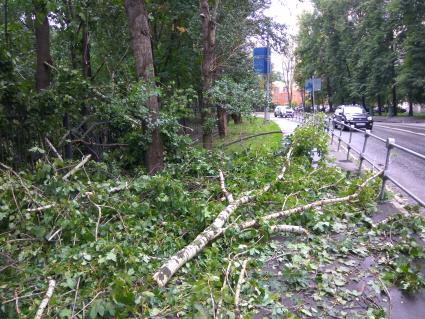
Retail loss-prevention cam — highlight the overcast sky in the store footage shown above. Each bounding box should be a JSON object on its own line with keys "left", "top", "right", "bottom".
{"left": 265, "top": 0, "right": 313, "bottom": 72}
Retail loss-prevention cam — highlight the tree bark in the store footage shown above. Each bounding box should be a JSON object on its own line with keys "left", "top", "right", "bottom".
{"left": 217, "top": 105, "right": 227, "bottom": 137}
{"left": 408, "top": 97, "right": 413, "bottom": 117}
{"left": 231, "top": 113, "right": 242, "bottom": 124}
{"left": 34, "top": 12, "right": 52, "bottom": 91}
{"left": 125, "top": 0, "right": 164, "bottom": 174}
{"left": 82, "top": 25, "right": 92, "bottom": 79}
{"left": 200, "top": 0, "right": 219, "bottom": 149}
{"left": 153, "top": 149, "right": 293, "bottom": 287}
{"left": 377, "top": 94, "right": 382, "bottom": 115}
{"left": 391, "top": 84, "right": 397, "bottom": 116}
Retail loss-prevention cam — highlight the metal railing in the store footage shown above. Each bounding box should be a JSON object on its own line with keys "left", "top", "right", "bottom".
{"left": 292, "top": 112, "right": 425, "bottom": 207}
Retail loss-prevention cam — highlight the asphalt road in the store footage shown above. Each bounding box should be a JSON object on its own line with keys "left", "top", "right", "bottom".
{"left": 331, "top": 122, "right": 425, "bottom": 205}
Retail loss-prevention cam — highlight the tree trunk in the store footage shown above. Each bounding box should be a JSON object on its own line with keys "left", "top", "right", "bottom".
{"left": 327, "top": 77, "right": 333, "bottom": 112}
{"left": 125, "top": 0, "right": 164, "bottom": 174}
{"left": 217, "top": 105, "right": 227, "bottom": 137}
{"left": 377, "top": 95, "right": 382, "bottom": 115}
{"left": 391, "top": 85, "right": 397, "bottom": 116}
{"left": 82, "top": 25, "right": 92, "bottom": 79}
{"left": 35, "top": 14, "right": 52, "bottom": 91}
{"left": 408, "top": 97, "right": 413, "bottom": 117}
{"left": 231, "top": 113, "right": 242, "bottom": 124}
{"left": 200, "top": 0, "right": 219, "bottom": 149}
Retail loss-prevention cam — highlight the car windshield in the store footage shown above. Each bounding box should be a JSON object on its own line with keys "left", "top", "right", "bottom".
{"left": 344, "top": 107, "right": 364, "bottom": 114}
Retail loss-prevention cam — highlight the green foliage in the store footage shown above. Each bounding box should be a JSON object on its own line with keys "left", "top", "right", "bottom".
{"left": 290, "top": 114, "right": 328, "bottom": 159}
{"left": 295, "top": 0, "right": 425, "bottom": 112}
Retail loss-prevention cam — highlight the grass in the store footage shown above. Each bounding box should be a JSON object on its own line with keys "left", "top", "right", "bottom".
{"left": 214, "top": 116, "right": 282, "bottom": 153}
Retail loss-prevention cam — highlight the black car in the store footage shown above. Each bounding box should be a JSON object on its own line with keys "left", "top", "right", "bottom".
{"left": 333, "top": 105, "right": 373, "bottom": 130}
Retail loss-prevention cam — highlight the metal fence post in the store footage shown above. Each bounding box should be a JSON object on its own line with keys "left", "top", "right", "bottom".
{"left": 346, "top": 125, "right": 354, "bottom": 160}
{"left": 337, "top": 122, "right": 343, "bottom": 151}
{"left": 358, "top": 129, "right": 371, "bottom": 172}
{"left": 379, "top": 138, "right": 395, "bottom": 200}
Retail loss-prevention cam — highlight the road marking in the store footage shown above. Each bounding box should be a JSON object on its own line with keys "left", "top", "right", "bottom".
{"left": 374, "top": 124, "right": 425, "bottom": 137}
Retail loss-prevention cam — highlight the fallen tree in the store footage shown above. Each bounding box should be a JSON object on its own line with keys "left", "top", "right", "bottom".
{"left": 153, "top": 166, "right": 383, "bottom": 287}
{"left": 153, "top": 148, "right": 293, "bottom": 287}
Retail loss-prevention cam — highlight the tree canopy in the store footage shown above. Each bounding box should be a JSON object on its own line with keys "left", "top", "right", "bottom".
{"left": 295, "top": 0, "right": 425, "bottom": 115}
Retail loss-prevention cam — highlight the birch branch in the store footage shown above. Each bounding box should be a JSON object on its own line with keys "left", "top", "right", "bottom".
{"left": 26, "top": 204, "right": 55, "bottom": 212}
{"left": 45, "top": 138, "right": 63, "bottom": 161}
{"left": 62, "top": 155, "right": 92, "bottom": 181}
{"left": 34, "top": 279, "right": 56, "bottom": 319}
{"left": 219, "top": 170, "right": 234, "bottom": 203}
{"left": 234, "top": 259, "right": 249, "bottom": 319}
{"left": 269, "top": 224, "right": 309, "bottom": 235}
{"left": 152, "top": 149, "right": 293, "bottom": 287}
{"left": 238, "top": 170, "right": 383, "bottom": 230}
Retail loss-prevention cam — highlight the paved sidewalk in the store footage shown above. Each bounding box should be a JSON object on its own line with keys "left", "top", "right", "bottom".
{"left": 370, "top": 115, "right": 425, "bottom": 124}
{"left": 328, "top": 138, "right": 425, "bottom": 319}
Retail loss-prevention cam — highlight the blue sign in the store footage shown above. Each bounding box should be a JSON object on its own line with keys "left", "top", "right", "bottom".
{"left": 253, "top": 47, "right": 270, "bottom": 74}
{"left": 305, "top": 78, "right": 321, "bottom": 92}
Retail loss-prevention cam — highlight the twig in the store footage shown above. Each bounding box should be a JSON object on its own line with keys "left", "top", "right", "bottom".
{"left": 73, "top": 290, "right": 105, "bottom": 317}
{"left": 34, "top": 278, "right": 56, "bottom": 319}
{"left": 63, "top": 155, "right": 92, "bottom": 180}
{"left": 234, "top": 259, "right": 249, "bottom": 319}
{"left": 14, "top": 289, "right": 20, "bottom": 315}
{"left": 378, "top": 277, "right": 392, "bottom": 319}
{"left": 219, "top": 170, "right": 234, "bottom": 203}
{"left": 45, "top": 138, "right": 63, "bottom": 161}
{"left": 26, "top": 204, "right": 55, "bottom": 212}
{"left": 94, "top": 204, "right": 102, "bottom": 241}
{"left": 71, "top": 277, "right": 80, "bottom": 318}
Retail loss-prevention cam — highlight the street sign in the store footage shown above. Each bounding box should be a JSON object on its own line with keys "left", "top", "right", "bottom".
{"left": 304, "top": 78, "right": 321, "bottom": 92}
{"left": 253, "top": 47, "right": 270, "bottom": 74}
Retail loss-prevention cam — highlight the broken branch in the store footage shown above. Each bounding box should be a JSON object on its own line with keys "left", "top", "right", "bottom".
{"left": 34, "top": 278, "right": 56, "bottom": 319}
{"left": 62, "top": 155, "right": 92, "bottom": 180}
{"left": 152, "top": 149, "right": 293, "bottom": 287}
{"left": 239, "top": 170, "right": 383, "bottom": 230}
{"left": 219, "top": 170, "right": 234, "bottom": 203}
{"left": 45, "top": 138, "right": 63, "bottom": 161}
{"left": 234, "top": 259, "right": 249, "bottom": 319}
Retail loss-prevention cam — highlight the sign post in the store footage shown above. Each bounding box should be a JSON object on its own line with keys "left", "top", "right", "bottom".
{"left": 304, "top": 78, "right": 321, "bottom": 112}
{"left": 254, "top": 47, "right": 271, "bottom": 122}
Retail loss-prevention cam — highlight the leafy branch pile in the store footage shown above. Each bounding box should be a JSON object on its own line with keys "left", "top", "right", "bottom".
{"left": 1, "top": 119, "right": 423, "bottom": 318}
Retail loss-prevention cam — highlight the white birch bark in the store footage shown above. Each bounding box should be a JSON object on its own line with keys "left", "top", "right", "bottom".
{"left": 153, "top": 149, "right": 293, "bottom": 287}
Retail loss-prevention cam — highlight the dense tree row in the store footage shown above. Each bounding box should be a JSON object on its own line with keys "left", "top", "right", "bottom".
{"left": 295, "top": 0, "right": 425, "bottom": 115}
{"left": 0, "top": 0, "right": 285, "bottom": 171}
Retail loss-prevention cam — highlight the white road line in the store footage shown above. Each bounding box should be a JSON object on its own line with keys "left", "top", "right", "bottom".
{"left": 374, "top": 124, "right": 425, "bottom": 137}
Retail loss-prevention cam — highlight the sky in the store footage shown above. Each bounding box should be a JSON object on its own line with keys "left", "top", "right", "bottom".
{"left": 265, "top": 0, "right": 314, "bottom": 72}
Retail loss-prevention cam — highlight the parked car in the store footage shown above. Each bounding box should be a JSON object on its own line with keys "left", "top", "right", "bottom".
{"left": 333, "top": 105, "right": 373, "bottom": 130}
{"left": 282, "top": 106, "right": 294, "bottom": 118}
{"left": 274, "top": 105, "right": 285, "bottom": 117}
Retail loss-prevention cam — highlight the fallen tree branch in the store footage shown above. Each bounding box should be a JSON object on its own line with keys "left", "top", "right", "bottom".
{"left": 269, "top": 224, "right": 309, "bottom": 235}
{"left": 219, "top": 170, "right": 234, "bottom": 203}
{"left": 26, "top": 204, "right": 55, "bottom": 212}
{"left": 34, "top": 278, "right": 56, "bottom": 319}
{"left": 238, "top": 170, "right": 383, "bottom": 230}
{"left": 223, "top": 131, "right": 283, "bottom": 148}
{"left": 45, "top": 138, "right": 63, "bottom": 161}
{"left": 153, "top": 149, "right": 293, "bottom": 287}
{"left": 234, "top": 259, "right": 249, "bottom": 319}
{"left": 62, "top": 155, "right": 92, "bottom": 181}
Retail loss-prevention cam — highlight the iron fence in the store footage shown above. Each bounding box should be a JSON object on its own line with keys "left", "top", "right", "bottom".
{"left": 292, "top": 112, "right": 425, "bottom": 207}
